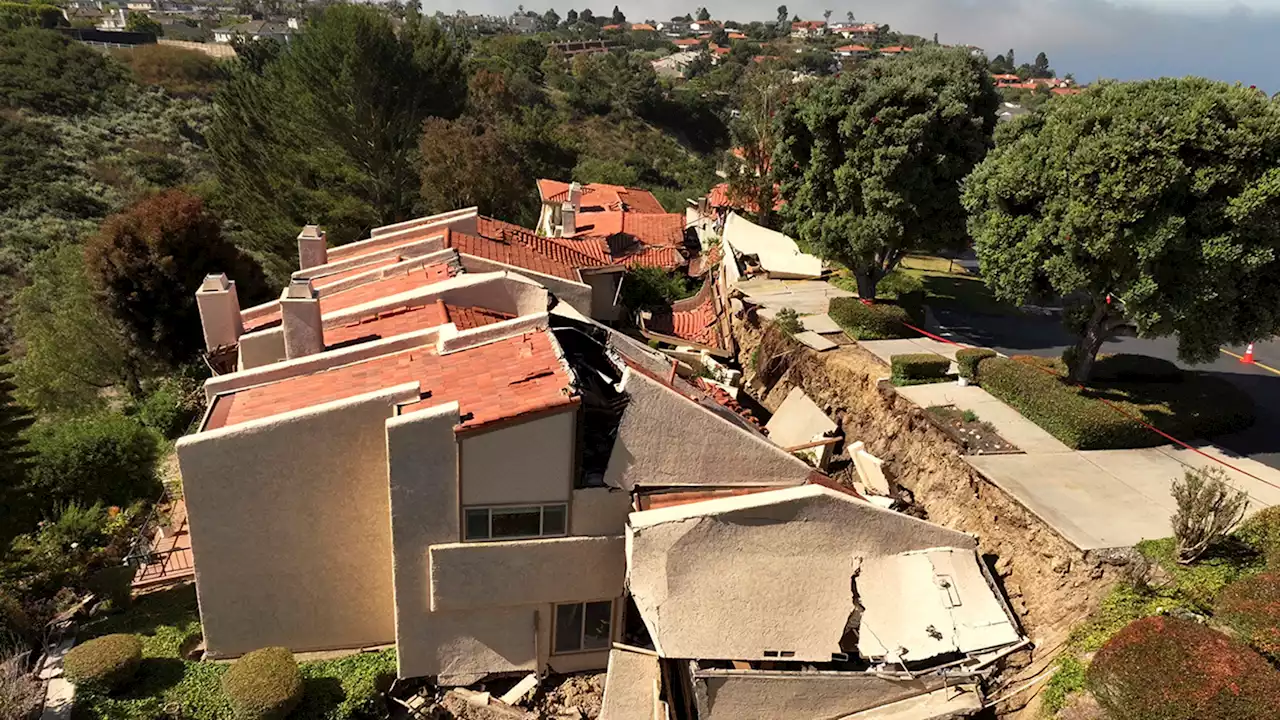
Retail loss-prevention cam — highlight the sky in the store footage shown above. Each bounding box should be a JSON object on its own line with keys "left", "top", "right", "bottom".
{"left": 420, "top": 0, "right": 1280, "bottom": 92}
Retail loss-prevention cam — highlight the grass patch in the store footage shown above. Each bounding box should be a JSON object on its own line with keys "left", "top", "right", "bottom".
{"left": 73, "top": 587, "right": 395, "bottom": 720}
{"left": 1041, "top": 655, "right": 1087, "bottom": 715}
{"left": 903, "top": 269, "right": 1024, "bottom": 317}
{"left": 1137, "top": 537, "right": 1266, "bottom": 611}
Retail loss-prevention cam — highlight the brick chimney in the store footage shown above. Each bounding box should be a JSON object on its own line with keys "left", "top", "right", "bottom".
{"left": 280, "top": 279, "right": 324, "bottom": 359}
{"left": 195, "top": 274, "right": 244, "bottom": 352}
{"left": 297, "top": 225, "right": 328, "bottom": 271}
{"left": 560, "top": 201, "right": 576, "bottom": 238}
{"left": 568, "top": 181, "right": 583, "bottom": 210}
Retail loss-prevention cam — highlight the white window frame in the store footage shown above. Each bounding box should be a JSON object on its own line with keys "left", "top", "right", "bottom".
{"left": 551, "top": 599, "right": 614, "bottom": 655}
{"left": 462, "top": 503, "right": 568, "bottom": 542}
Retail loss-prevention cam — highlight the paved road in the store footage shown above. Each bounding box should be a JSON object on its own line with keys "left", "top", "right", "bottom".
{"left": 930, "top": 306, "right": 1280, "bottom": 471}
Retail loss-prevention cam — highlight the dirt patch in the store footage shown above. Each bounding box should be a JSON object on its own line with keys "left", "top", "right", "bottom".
{"left": 737, "top": 317, "right": 1127, "bottom": 717}
{"left": 532, "top": 672, "right": 604, "bottom": 719}
{"left": 924, "top": 405, "right": 1019, "bottom": 454}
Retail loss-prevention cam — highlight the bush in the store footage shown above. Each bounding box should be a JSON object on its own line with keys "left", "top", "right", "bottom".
{"left": 23, "top": 413, "right": 162, "bottom": 510}
{"left": 113, "top": 45, "right": 223, "bottom": 97}
{"left": 890, "top": 353, "right": 951, "bottom": 386}
{"left": 64, "top": 634, "right": 143, "bottom": 693}
{"left": 1086, "top": 616, "right": 1280, "bottom": 720}
{"left": 955, "top": 348, "right": 996, "bottom": 381}
{"left": 618, "top": 266, "right": 695, "bottom": 312}
{"left": 1, "top": 650, "right": 44, "bottom": 720}
{"left": 977, "top": 357, "right": 1153, "bottom": 449}
{"left": 87, "top": 565, "right": 136, "bottom": 611}
{"left": 1237, "top": 506, "right": 1280, "bottom": 568}
{"left": 222, "top": 647, "right": 303, "bottom": 720}
{"left": 129, "top": 377, "right": 202, "bottom": 439}
{"left": 828, "top": 298, "right": 912, "bottom": 340}
{"left": 1093, "top": 353, "right": 1182, "bottom": 383}
{"left": 0, "top": 593, "right": 34, "bottom": 651}
{"left": 773, "top": 307, "right": 803, "bottom": 335}
{"left": 1216, "top": 572, "right": 1280, "bottom": 660}
{"left": 1172, "top": 466, "right": 1248, "bottom": 564}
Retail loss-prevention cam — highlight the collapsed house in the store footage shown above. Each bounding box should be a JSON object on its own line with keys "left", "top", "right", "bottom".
{"left": 182, "top": 206, "right": 1025, "bottom": 718}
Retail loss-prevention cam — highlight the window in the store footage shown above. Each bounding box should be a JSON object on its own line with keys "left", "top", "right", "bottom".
{"left": 462, "top": 504, "right": 569, "bottom": 541}
{"left": 553, "top": 600, "right": 613, "bottom": 654}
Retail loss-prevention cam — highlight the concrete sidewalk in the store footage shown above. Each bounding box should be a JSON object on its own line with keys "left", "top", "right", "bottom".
{"left": 876, "top": 353, "right": 1280, "bottom": 550}
{"left": 860, "top": 337, "right": 965, "bottom": 364}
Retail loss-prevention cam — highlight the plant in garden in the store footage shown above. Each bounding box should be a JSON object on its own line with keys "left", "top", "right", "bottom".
{"left": 0, "top": 358, "right": 35, "bottom": 542}
{"left": 954, "top": 348, "right": 995, "bottom": 382}
{"left": 1171, "top": 466, "right": 1248, "bottom": 564}
{"left": 1216, "top": 572, "right": 1280, "bottom": 660}
{"left": 63, "top": 634, "right": 143, "bottom": 693}
{"left": 774, "top": 47, "right": 998, "bottom": 299}
{"left": 1237, "top": 506, "right": 1280, "bottom": 568}
{"left": 222, "top": 647, "right": 303, "bottom": 720}
{"left": 0, "top": 649, "right": 43, "bottom": 720}
{"left": 23, "top": 413, "right": 161, "bottom": 511}
{"left": 773, "top": 307, "right": 803, "bottom": 335}
{"left": 1086, "top": 616, "right": 1280, "bottom": 720}
{"left": 964, "top": 78, "right": 1280, "bottom": 382}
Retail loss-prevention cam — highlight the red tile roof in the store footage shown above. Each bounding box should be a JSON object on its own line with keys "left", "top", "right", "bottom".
{"left": 672, "top": 38, "right": 701, "bottom": 46}
{"left": 631, "top": 23, "right": 655, "bottom": 31}
{"left": 602, "top": 23, "right": 621, "bottom": 30}
{"left": 643, "top": 280, "right": 724, "bottom": 350}
{"left": 727, "top": 32, "right": 746, "bottom": 39}
{"left": 313, "top": 257, "right": 400, "bottom": 289}
{"left": 449, "top": 224, "right": 591, "bottom": 281}
{"left": 687, "top": 244, "right": 722, "bottom": 278}
{"left": 537, "top": 180, "right": 668, "bottom": 215}
{"left": 880, "top": 46, "right": 912, "bottom": 53}
{"left": 444, "top": 304, "right": 514, "bottom": 330}
{"left": 242, "top": 263, "right": 456, "bottom": 333}
{"left": 791, "top": 20, "right": 825, "bottom": 29}
{"left": 324, "top": 302, "right": 449, "bottom": 347}
{"left": 707, "top": 182, "right": 783, "bottom": 214}
{"left": 1051, "top": 87, "right": 1083, "bottom": 95}
{"left": 208, "top": 331, "right": 575, "bottom": 432}
{"left": 692, "top": 377, "right": 762, "bottom": 429}
{"left": 836, "top": 44, "right": 870, "bottom": 52}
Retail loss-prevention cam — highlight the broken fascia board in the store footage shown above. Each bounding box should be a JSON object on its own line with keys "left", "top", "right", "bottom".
{"left": 856, "top": 549, "right": 1022, "bottom": 664}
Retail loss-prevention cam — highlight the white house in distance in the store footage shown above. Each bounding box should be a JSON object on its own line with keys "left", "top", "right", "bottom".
{"left": 212, "top": 17, "right": 299, "bottom": 43}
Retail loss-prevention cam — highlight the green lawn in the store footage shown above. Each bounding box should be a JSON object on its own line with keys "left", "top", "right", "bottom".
{"left": 73, "top": 586, "right": 396, "bottom": 720}
{"left": 832, "top": 255, "right": 1024, "bottom": 317}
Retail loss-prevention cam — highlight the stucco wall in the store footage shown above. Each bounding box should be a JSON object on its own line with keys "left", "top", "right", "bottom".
{"left": 429, "top": 536, "right": 625, "bottom": 612}
{"left": 460, "top": 408, "right": 575, "bottom": 507}
{"left": 457, "top": 254, "right": 592, "bottom": 318}
{"left": 626, "top": 486, "right": 978, "bottom": 662}
{"left": 694, "top": 670, "right": 950, "bottom": 720}
{"left": 177, "top": 385, "right": 416, "bottom": 657}
{"left": 237, "top": 327, "right": 285, "bottom": 370}
{"left": 600, "top": 649, "right": 661, "bottom": 720}
{"left": 604, "top": 369, "right": 812, "bottom": 490}
{"left": 571, "top": 487, "right": 633, "bottom": 536}
{"left": 584, "top": 271, "right": 623, "bottom": 323}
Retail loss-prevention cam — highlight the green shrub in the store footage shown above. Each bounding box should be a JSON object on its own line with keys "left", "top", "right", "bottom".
{"left": 977, "top": 356, "right": 1154, "bottom": 449}
{"left": 828, "top": 298, "right": 912, "bottom": 340}
{"left": 1237, "top": 506, "right": 1280, "bottom": 568}
{"left": 1086, "top": 616, "right": 1280, "bottom": 720}
{"left": 129, "top": 378, "right": 202, "bottom": 439}
{"left": 773, "top": 307, "right": 803, "bottom": 335}
{"left": 618, "top": 266, "right": 695, "bottom": 311}
{"left": 1041, "top": 655, "right": 1086, "bottom": 715}
{"left": 955, "top": 348, "right": 996, "bottom": 381}
{"left": 23, "top": 413, "right": 162, "bottom": 510}
{"left": 87, "top": 565, "right": 136, "bottom": 611}
{"left": 1093, "top": 353, "right": 1183, "bottom": 383}
{"left": 890, "top": 353, "right": 950, "bottom": 386}
{"left": 1216, "top": 572, "right": 1280, "bottom": 660}
{"left": 0, "top": 591, "right": 34, "bottom": 649}
{"left": 223, "top": 647, "right": 303, "bottom": 720}
{"left": 64, "top": 634, "right": 143, "bottom": 693}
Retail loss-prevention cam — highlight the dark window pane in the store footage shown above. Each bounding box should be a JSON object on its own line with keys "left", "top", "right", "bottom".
{"left": 542, "top": 505, "right": 567, "bottom": 536}
{"left": 554, "top": 603, "right": 583, "bottom": 654}
{"left": 583, "top": 601, "right": 612, "bottom": 650}
{"left": 464, "top": 509, "right": 489, "bottom": 540}
{"left": 491, "top": 507, "right": 542, "bottom": 538}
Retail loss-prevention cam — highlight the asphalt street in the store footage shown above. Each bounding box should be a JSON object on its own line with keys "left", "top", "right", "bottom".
{"left": 930, "top": 306, "right": 1280, "bottom": 471}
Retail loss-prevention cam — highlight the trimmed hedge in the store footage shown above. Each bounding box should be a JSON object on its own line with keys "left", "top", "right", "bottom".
{"left": 891, "top": 353, "right": 951, "bottom": 386}
{"left": 1093, "top": 354, "right": 1183, "bottom": 383}
{"left": 955, "top": 348, "right": 996, "bottom": 381}
{"left": 64, "top": 634, "right": 143, "bottom": 693}
{"left": 978, "top": 357, "right": 1154, "bottom": 449}
{"left": 1087, "top": 616, "right": 1280, "bottom": 720}
{"left": 828, "top": 298, "right": 912, "bottom": 340}
{"left": 223, "top": 647, "right": 303, "bottom": 720}
{"left": 1216, "top": 572, "right": 1280, "bottom": 659}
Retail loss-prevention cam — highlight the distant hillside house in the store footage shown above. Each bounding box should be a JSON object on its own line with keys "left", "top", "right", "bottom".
{"left": 834, "top": 44, "right": 870, "bottom": 57}
{"left": 213, "top": 18, "right": 298, "bottom": 44}
{"left": 508, "top": 14, "right": 537, "bottom": 33}
{"left": 879, "top": 45, "right": 912, "bottom": 55}
{"left": 830, "top": 22, "right": 879, "bottom": 43}
{"left": 789, "top": 19, "right": 826, "bottom": 38}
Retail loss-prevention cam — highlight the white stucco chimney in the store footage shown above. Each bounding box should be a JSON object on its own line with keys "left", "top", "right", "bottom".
{"left": 195, "top": 274, "right": 245, "bottom": 352}
{"left": 280, "top": 279, "right": 324, "bottom": 359}
{"left": 560, "top": 202, "right": 576, "bottom": 238}
{"left": 297, "top": 224, "right": 328, "bottom": 271}
{"left": 568, "top": 181, "right": 583, "bottom": 210}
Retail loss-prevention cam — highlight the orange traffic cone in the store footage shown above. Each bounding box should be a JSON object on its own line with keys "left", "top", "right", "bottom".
{"left": 1242, "top": 343, "right": 1256, "bottom": 364}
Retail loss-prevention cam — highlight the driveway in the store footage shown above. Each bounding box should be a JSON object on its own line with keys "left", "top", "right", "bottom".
{"left": 930, "top": 305, "right": 1280, "bottom": 471}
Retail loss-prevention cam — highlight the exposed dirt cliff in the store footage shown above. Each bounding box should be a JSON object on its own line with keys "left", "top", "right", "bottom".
{"left": 735, "top": 317, "right": 1126, "bottom": 717}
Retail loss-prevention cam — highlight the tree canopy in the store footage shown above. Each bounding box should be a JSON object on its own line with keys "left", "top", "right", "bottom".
{"left": 208, "top": 4, "right": 466, "bottom": 279}
{"left": 774, "top": 47, "right": 999, "bottom": 298}
{"left": 0, "top": 28, "right": 125, "bottom": 115}
{"left": 964, "top": 78, "right": 1280, "bottom": 381}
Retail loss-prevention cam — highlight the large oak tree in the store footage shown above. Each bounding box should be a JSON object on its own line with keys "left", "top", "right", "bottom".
{"left": 964, "top": 78, "right": 1280, "bottom": 382}
{"left": 774, "top": 47, "right": 999, "bottom": 298}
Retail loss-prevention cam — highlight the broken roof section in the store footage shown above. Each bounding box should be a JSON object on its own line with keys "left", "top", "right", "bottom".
{"left": 626, "top": 484, "right": 1023, "bottom": 666}
{"left": 537, "top": 180, "right": 668, "bottom": 215}
{"left": 722, "top": 211, "right": 823, "bottom": 279}
{"left": 638, "top": 277, "right": 733, "bottom": 356}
